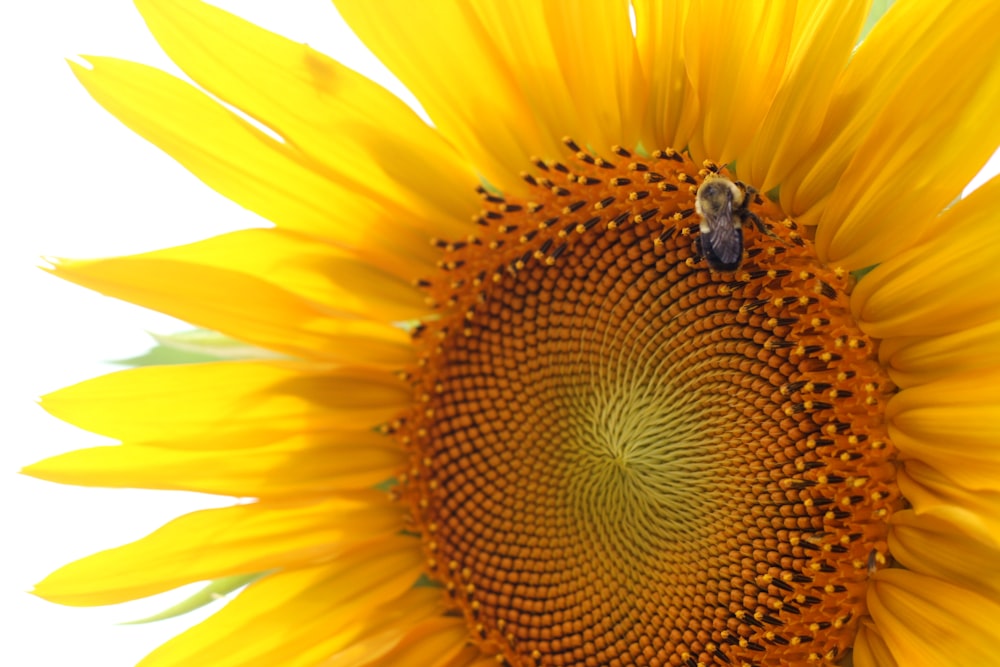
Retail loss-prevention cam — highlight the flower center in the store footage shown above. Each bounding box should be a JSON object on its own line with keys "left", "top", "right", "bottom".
{"left": 394, "top": 142, "right": 899, "bottom": 667}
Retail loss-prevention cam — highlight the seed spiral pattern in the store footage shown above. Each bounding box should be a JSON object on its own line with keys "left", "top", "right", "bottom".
{"left": 394, "top": 143, "right": 900, "bottom": 667}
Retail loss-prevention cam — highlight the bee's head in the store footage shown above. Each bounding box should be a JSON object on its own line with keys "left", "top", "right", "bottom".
{"left": 695, "top": 175, "right": 743, "bottom": 217}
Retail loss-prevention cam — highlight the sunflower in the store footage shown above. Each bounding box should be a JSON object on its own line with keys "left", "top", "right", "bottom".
{"left": 27, "top": 0, "right": 1000, "bottom": 665}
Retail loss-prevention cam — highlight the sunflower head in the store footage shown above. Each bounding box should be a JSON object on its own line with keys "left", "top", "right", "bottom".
{"left": 26, "top": 1, "right": 1000, "bottom": 666}
{"left": 397, "top": 145, "right": 901, "bottom": 666}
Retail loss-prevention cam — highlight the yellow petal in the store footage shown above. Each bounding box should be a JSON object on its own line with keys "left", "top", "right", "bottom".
{"left": 34, "top": 494, "right": 404, "bottom": 606}
{"left": 682, "top": 1, "right": 796, "bottom": 164}
{"left": 867, "top": 569, "right": 1000, "bottom": 666}
{"left": 23, "top": 430, "right": 406, "bottom": 497}
{"left": 51, "top": 253, "right": 413, "bottom": 363}
{"left": 534, "top": 1, "right": 644, "bottom": 154}
{"left": 879, "top": 319, "right": 1000, "bottom": 389}
{"left": 138, "top": 537, "right": 425, "bottom": 667}
{"left": 322, "top": 587, "right": 446, "bottom": 667}
{"left": 852, "top": 620, "right": 898, "bottom": 667}
{"left": 334, "top": 0, "right": 551, "bottom": 194}
{"left": 49, "top": 230, "right": 427, "bottom": 361}
{"left": 897, "top": 460, "right": 1000, "bottom": 546}
{"left": 887, "top": 369, "right": 1000, "bottom": 490}
{"left": 851, "top": 176, "right": 1000, "bottom": 339}
{"left": 134, "top": 0, "right": 477, "bottom": 235}
{"left": 72, "top": 58, "right": 387, "bottom": 239}
{"left": 335, "top": 618, "right": 469, "bottom": 667}
{"left": 634, "top": 0, "right": 699, "bottom": 152}
{"left": 739, "top": 2, "right": 869, "bottom": 191}
{"left": 473, "top": 1, "right": 643, "bottom": 159}
{"left": 889, "top": 510, "right": 1000, "bottom": 599}
{"left": 782, "top": 0, "right": 1000, "bottom": 231}
{"left": 41, "top": 361, "right": 411, "bottom": 446}
{"left": 809, "top": 1, "right": 1000, "bottom": 268}
{"left": 70, "top": 56, "right": 449, "bottom": 281}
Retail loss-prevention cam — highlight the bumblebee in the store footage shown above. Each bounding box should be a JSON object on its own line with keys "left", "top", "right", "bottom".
{"left": 693, "top": 175, "right": 770, "bottom": 272}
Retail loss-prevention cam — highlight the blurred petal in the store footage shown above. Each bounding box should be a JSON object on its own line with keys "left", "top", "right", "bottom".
{"left": 634, "top": 0, "right": 698, "bottom": 152}
{"left": 34, "top": 494, "right": 404, "bottom": 606}
{"left": 782, "top": 0, "right": 1000, "bottom": 226}
{"left": 739, "top": 1, "right": 869, "bottom": 190}
{"left": 72, "top": 59, "right": 364, "bottom": 235}
{"left": 138, "top": 537, "right": 425, "bottom": 667}
{"left": 889, "top": 510, "right": 1000, "bottom": 598}
{"left": 683, "top": 1, "right": 796, "bottom": 164}
{"left": 40, "top": 361, "right": 411, "bottom": 446}
{"left": 851, "top": 177, "right": 1000, "bottom": 339}
{"left": 135, "top": 0, "right": 478, "bottom": 232}
{"left": 879, "top": 318, "right": 1000, "bottom": 388}
{"left": 887, "top": 369, "right": 1000, "bottom": 491}
{"left": 897, "top": 460, "right": 1000, "bottom": 545}
{"left": 473, "top": 0, "right": 644, "bottom": 158}
{"left": 797, "top": 0, "right": 1000, "bottom": 266}
{"left": 852, "top": 620, "right": 898, "bottom": 667}
{"left": 331, "top": 617, "right": 469, "bottom": 667}
{"left": 23, "top": 430, "right": 406, "bottom": 497}
{"left": 868, "top": 569, "right": 1000, "bottom": 665}
{"left": 334, "top": 0, "right": 552, "bottom": 193}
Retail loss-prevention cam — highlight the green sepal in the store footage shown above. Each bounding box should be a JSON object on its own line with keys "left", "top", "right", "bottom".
{"left": 851, "top": 264, "right": 878, "bottom": 283}
{"left": 115, "top": 329, "right": 285, "bottom": 366}
{"left": 120, "top": 572, "right": 267, "bottom": 625}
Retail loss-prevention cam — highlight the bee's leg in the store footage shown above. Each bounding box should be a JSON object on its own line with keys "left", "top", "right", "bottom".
{"left": 692, "top": 236, "right": 704, "bottom": 264}
{"left": 744, "top": 211, "right": 790, "bottom": 245}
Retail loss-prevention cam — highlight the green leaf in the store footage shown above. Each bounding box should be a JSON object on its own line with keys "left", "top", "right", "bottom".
{"left": 121, "top": 573, "right": 266, "bottom": 625}
{"left": 114, "top": 329, "right": 286, "bottom": 366}
{"left": 858, "top": 0, "right": 895, "bottom": 44}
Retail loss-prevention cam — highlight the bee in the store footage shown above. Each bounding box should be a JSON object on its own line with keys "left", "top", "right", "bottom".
{"left": 694, "top": 175, "right": 773, "bottom": 272}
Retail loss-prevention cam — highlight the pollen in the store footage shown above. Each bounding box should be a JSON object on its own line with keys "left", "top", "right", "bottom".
{"left": 395, "top": 143, "right": 900, "bottom": 667}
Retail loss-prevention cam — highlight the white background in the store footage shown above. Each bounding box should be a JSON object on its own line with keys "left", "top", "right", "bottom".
{"left": 2, "top": 3, "right": 998, "bottom": 667}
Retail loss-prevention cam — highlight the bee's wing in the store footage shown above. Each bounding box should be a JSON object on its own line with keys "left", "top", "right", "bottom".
{"left": 703, "top": 204, "right": 743, "bottom": 266}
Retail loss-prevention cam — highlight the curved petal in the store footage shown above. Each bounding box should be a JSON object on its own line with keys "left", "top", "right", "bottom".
{"left": 331, "top": 617, "right": 469, "bottom": 667}
{"left": 633, "top": 0, "right": 699, "bottom": 152}
{"left": 738, "top": 1, "right": 869, "bottom": 191}
{"left": 867, "top": 569, "right": 1000, "bottom": 666}
{"left": 70, "top": 56, "right": 454, "bottom": 271}
{"left": 897, "top": 460, "right": 1000, "bottom": 546}
{"left": 782, "top": 0, "right": 1000, "bottom": 227}
{"left": 321, "top": 587, "right": 447, "bottom": 667}
{"left": 682, "top": 1, "right": 797, "bottom": 164}
{"left": 23, "top": 430, "right": 406, "bottom": 498}
{"left": 886, "top": 369, "right": 1000, "bottom": 490}
{"left": 33, "top": 494, "right": 405, "bottom": 606}
{"left": 797, "top": 0, "right": 1000, "bottom": 267}
{"left": 51, "top": 253, "right": 417, "bottom": 364}
{"left": 71, "top": 58, "right": 360, "bottom": 233}
{"left": 334, "top": 0, "right": 552, "bottom": 193}
{"left": 852, "top": 620, "right": 898, "bottom": 667}
{"left": 851, "top": 176, "right": 1000, "bottom": 339}
{"left": 879, "top": 319, "right": 1000, "bottom": 389}
{"left": 40, "top": 360, "right": 411, "bottom": 447}
{"left": 888, "top": 510, "right": 1000, "bottom": 599}
{"left": 49, "top": 230, "right": 428, "bottom": 361}
{"left": 534, "top": 1, "right": 644, "bottom": 154}
{"left": 137, "top": 537, "right": 425, "bottom": 667}
{"left": 134, "top": 0, "right": 478, "bottom": 233}
{"left": 473, "top": 0, "right": 643, "bottom": 159}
